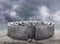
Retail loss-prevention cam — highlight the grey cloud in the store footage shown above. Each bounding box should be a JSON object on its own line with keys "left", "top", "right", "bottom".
{"left": 0, "top": 0, "right": 60, "bottom": 31}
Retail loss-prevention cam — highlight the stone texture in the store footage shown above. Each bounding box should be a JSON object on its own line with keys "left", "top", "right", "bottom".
{"left": 0, "top": 31, "right": 60, "bottom": 44}
{"left": 7, "top": 21, "right": 54, "bottom": 40}
{"left": 7, "top": 22, "right": 34, "bottom": 40}
{"left": 35, "top": 22, "right": 54, "bottom": 40}
{"left": 7, "top": 25, "right": 28, "bottom": 40}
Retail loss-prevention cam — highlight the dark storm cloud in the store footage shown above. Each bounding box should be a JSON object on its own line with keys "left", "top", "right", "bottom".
{"left": 0, "top": 0, "right": 60, "bottom": 31}
{"left": 0, "top": 0, "right": 58, "bottom": 21}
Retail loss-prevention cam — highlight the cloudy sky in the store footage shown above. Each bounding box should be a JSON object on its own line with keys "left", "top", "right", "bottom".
{"left": 0, "top": 0, "right": 60, "bottom": 31}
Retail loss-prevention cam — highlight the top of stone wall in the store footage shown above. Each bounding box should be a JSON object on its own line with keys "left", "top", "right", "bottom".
{"left": 7, "top": 21, "right": 54, "bottom": 26}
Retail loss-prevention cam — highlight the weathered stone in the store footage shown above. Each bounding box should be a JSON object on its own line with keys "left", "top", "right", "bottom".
{"left": 35, "top": 22, "right": 54, "bottom": 40}
{"left": 7, "top": 21, "right": 54, "bottom": 40}
{"left": 7, "top": 22, "right": 34, "bottom": 40}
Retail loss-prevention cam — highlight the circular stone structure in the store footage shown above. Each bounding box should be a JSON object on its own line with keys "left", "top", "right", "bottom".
{"left": 35, "top": 22, "right": 54, "bottom": 40}
{"left": 7, "top": 21, "right": 54, "bottom": 40}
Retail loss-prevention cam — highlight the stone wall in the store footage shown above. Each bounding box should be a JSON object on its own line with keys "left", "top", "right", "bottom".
{"left": 7, "top": 21, "right": 54, "bottom": 40}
